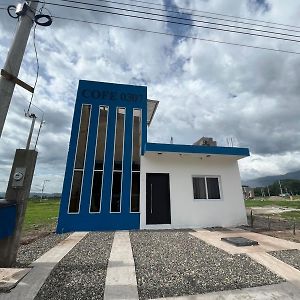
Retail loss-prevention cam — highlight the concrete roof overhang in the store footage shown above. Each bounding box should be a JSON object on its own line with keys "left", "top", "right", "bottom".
{"left": 145, "top": 143, "right": 250, "bottom": 160}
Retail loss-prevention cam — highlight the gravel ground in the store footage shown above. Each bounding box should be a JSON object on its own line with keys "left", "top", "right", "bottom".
{"left": 34, "top": 232, "right": 114, "bottom": 300}
{"left": 15, "top": 233, "right": 70, "bottom": 267}
{"left": 130, "top": 230, "right": 284, "bottom": 300}
{"left": 269, "top": 249, "right": 300, "bottom": 271}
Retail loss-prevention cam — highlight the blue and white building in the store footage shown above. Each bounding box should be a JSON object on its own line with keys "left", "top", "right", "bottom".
{"left": 57, "top": 80, "right": 250, "bottom": 233}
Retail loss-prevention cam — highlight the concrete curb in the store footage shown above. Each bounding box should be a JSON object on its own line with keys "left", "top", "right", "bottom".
{"left": 151, "top": 282, "right": 300, "bottom": 300}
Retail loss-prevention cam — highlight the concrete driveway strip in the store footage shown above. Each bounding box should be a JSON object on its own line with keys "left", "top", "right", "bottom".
{"left": 190, "top": 229, "right": 300, "bottom": 255}
{"left": 0, "top": 268, "right": 30, "bottom": 292}
{"left": 191, "top": 229, "right": 300, "bottom": 294}
{"left": 152, "top": 282, "right": 300, "bottom": 300}
{"left": 0, "top": 232, "right": 87, "bottom": 300}
{"left": 248, "top": 252, "right": 300, "bottom": 289}
{"left": 104, "top": 231, "right": 139, "bottom": 300}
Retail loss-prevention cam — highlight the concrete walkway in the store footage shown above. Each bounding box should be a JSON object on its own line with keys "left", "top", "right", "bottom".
{"left": 152, "top": 282, "right": 300, "bottom": 300}
{"left": 0, "top": 268, "right": 30, "bottom": 292}
{"left": 191, "top": 229, "right": 300, "bottom": 295}
{"left": 248, "top": 252, "right": 300, "bottom": 289}
{"left": 190, "top": 229, "right": 300, "bottom": 254}
{"left": 1, "top": 230, "right": 300, "bottom": 300}
{"left": 104, "top": 231, "right": 139, "bottom": 300}
{"left": 0, "top": 232, "right": 87, "bottom": 300}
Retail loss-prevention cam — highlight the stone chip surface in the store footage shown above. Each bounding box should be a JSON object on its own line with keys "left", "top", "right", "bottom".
{"left": 130, "top": 230, "right": 284, "bottom": 299}
{"left": 269, "top": 249, "right": 300, "bottom": 271}
{"left": 34, "top": 232, "right": 114, "bottom": 300}
{"left": 15, "top": 233, "right": 70, "bottom": 267}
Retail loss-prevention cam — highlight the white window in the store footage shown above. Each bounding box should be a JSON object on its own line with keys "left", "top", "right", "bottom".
{"left": 192, "top": 176, "right": 221, "bottom": 200}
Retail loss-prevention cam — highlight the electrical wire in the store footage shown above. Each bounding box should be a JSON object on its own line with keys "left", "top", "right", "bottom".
{"left": 4, "top": 0, "right": 300, "bottom": 33}
{"left": 58, "top": 0, "right": 300, "bottom": 35}
{"left": 27, "top": 23, "right": 40, "bottom": 115}
{"left": 16, "top": 86, "right": 45, "bottom": 117}
{"left": 2, "top": 2, "right": 300, "bottom": 58}
{"left": 32, "top": 1, "right": 300, "bottom": 43}
{"left": 116, "top": 0, "right": 300, "bottom": 30}
{"left": 25, "top": 3, "right": 51, "bottom": 113}
{"left": 53, "top": 15, "right": 300, "bottom": 55}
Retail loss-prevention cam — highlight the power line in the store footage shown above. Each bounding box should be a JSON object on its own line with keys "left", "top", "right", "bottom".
{"left": 86, "top": 0, "right": 300, "bottom": 34}
{"left": 119, "top": 0, "right": 300, "bottom": 30}
{"left": 49, "top": 0, "right": 300, "bottom": 38}
{"left": 52, "top": 15, "right": 300, "bottom": 55}
{"left": 26, "top": 23, "right": 40, "bottom": 115}
{"left": 3, "top": 0, "right": 300, "bottom": 32}
{"left": 2, "top": 3, "right": 300, "bottom": 54}
{"left": 32, "top": 1, "right": 300, "bottom": 43}
{"left": 15, "top": 86, "right": 44, "bottom": 118}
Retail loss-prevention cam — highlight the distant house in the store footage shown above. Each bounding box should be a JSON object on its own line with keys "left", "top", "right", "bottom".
{"left": 242, "top": 185, "right": 255, "bottom": 199}
{"left": 57, "top": 81, "right": 250, "bottom": 232}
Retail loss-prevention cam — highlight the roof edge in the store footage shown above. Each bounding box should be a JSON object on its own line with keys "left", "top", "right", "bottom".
{"left": 145, "top": 142, "right": 250, "bottom": 158}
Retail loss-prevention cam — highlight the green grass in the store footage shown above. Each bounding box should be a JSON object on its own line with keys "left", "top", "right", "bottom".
{"left": 279, "top": 211, "right": 300, "bottom": 221}
{"left": 23, "top": 198, "right": 60, "bottom": 233}
{"left": 245, "top": 199, "right": 300, "bottom": 209}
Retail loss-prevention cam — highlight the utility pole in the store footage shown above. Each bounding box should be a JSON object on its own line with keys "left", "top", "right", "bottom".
{"left": 279, "top": 180, "right": 283, "bottom": 195}
{"left": 267, "top": 186, "right": 270, "bottom": 197}
{"left": 26, "top": 113, "right": 37, "bottom": 149}
{"left": 0, "top": 1, "right": 54, "bottom": 268}
{"left": 34, "top": 117, "right": 45, "bottom": 150}
{"left": 40, "top": 179, "right": 50, "bottom": 201}
{"left": 0, "top": 0, "right": 39, "bottom": 137}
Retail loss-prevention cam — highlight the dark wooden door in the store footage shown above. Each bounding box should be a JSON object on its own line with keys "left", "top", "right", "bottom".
{"left": 146, "top": 173, "right": 171, "bottom": 224}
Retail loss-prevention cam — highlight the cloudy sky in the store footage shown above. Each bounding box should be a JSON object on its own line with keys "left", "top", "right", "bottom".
{"left": 0, "top": 0, "right": 300, "bottom": 193}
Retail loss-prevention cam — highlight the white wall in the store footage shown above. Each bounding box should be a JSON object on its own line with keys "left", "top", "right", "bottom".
{"left": 140, "top": 152, "right": 247, "bottom": 229}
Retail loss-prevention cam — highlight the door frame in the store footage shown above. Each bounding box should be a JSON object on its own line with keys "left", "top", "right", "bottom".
{"left": 146, "top": 172, "right": 171, "bottom": 225}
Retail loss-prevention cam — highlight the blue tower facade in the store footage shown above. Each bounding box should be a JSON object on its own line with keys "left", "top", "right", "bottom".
{"left": 57, "top": 80, "right": 147, "bottom": 232}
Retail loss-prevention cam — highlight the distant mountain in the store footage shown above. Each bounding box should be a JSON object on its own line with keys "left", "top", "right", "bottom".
{"left": 243, "top": 170, "right": 300, "bottom": 188}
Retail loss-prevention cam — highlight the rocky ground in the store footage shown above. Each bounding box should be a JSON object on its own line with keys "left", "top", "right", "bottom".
{"left": 15, "top": 233, "right": 70, "bottom": 268}
{"left": 3, "top": 229, "right": 300, "bottom": 299}
{"left": 130, "top": 230, "right": 284, "bottom": 300}
{"left": 34, "top": 232, "right": 114, "bottom": 300}
{"left": 269, "top": 249, "right": 300, "bottom": 271}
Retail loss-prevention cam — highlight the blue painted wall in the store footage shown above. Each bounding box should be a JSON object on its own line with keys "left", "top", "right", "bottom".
{"left": 57, "top": 81, "right": 147, "bottom": 233}
{"left": 0, "top": 204, "right": 16, "bottom": 239}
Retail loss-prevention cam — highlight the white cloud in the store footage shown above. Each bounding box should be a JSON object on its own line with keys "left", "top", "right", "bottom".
{"left": 1, "top": 0, "right": 300, "bottom": 192}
